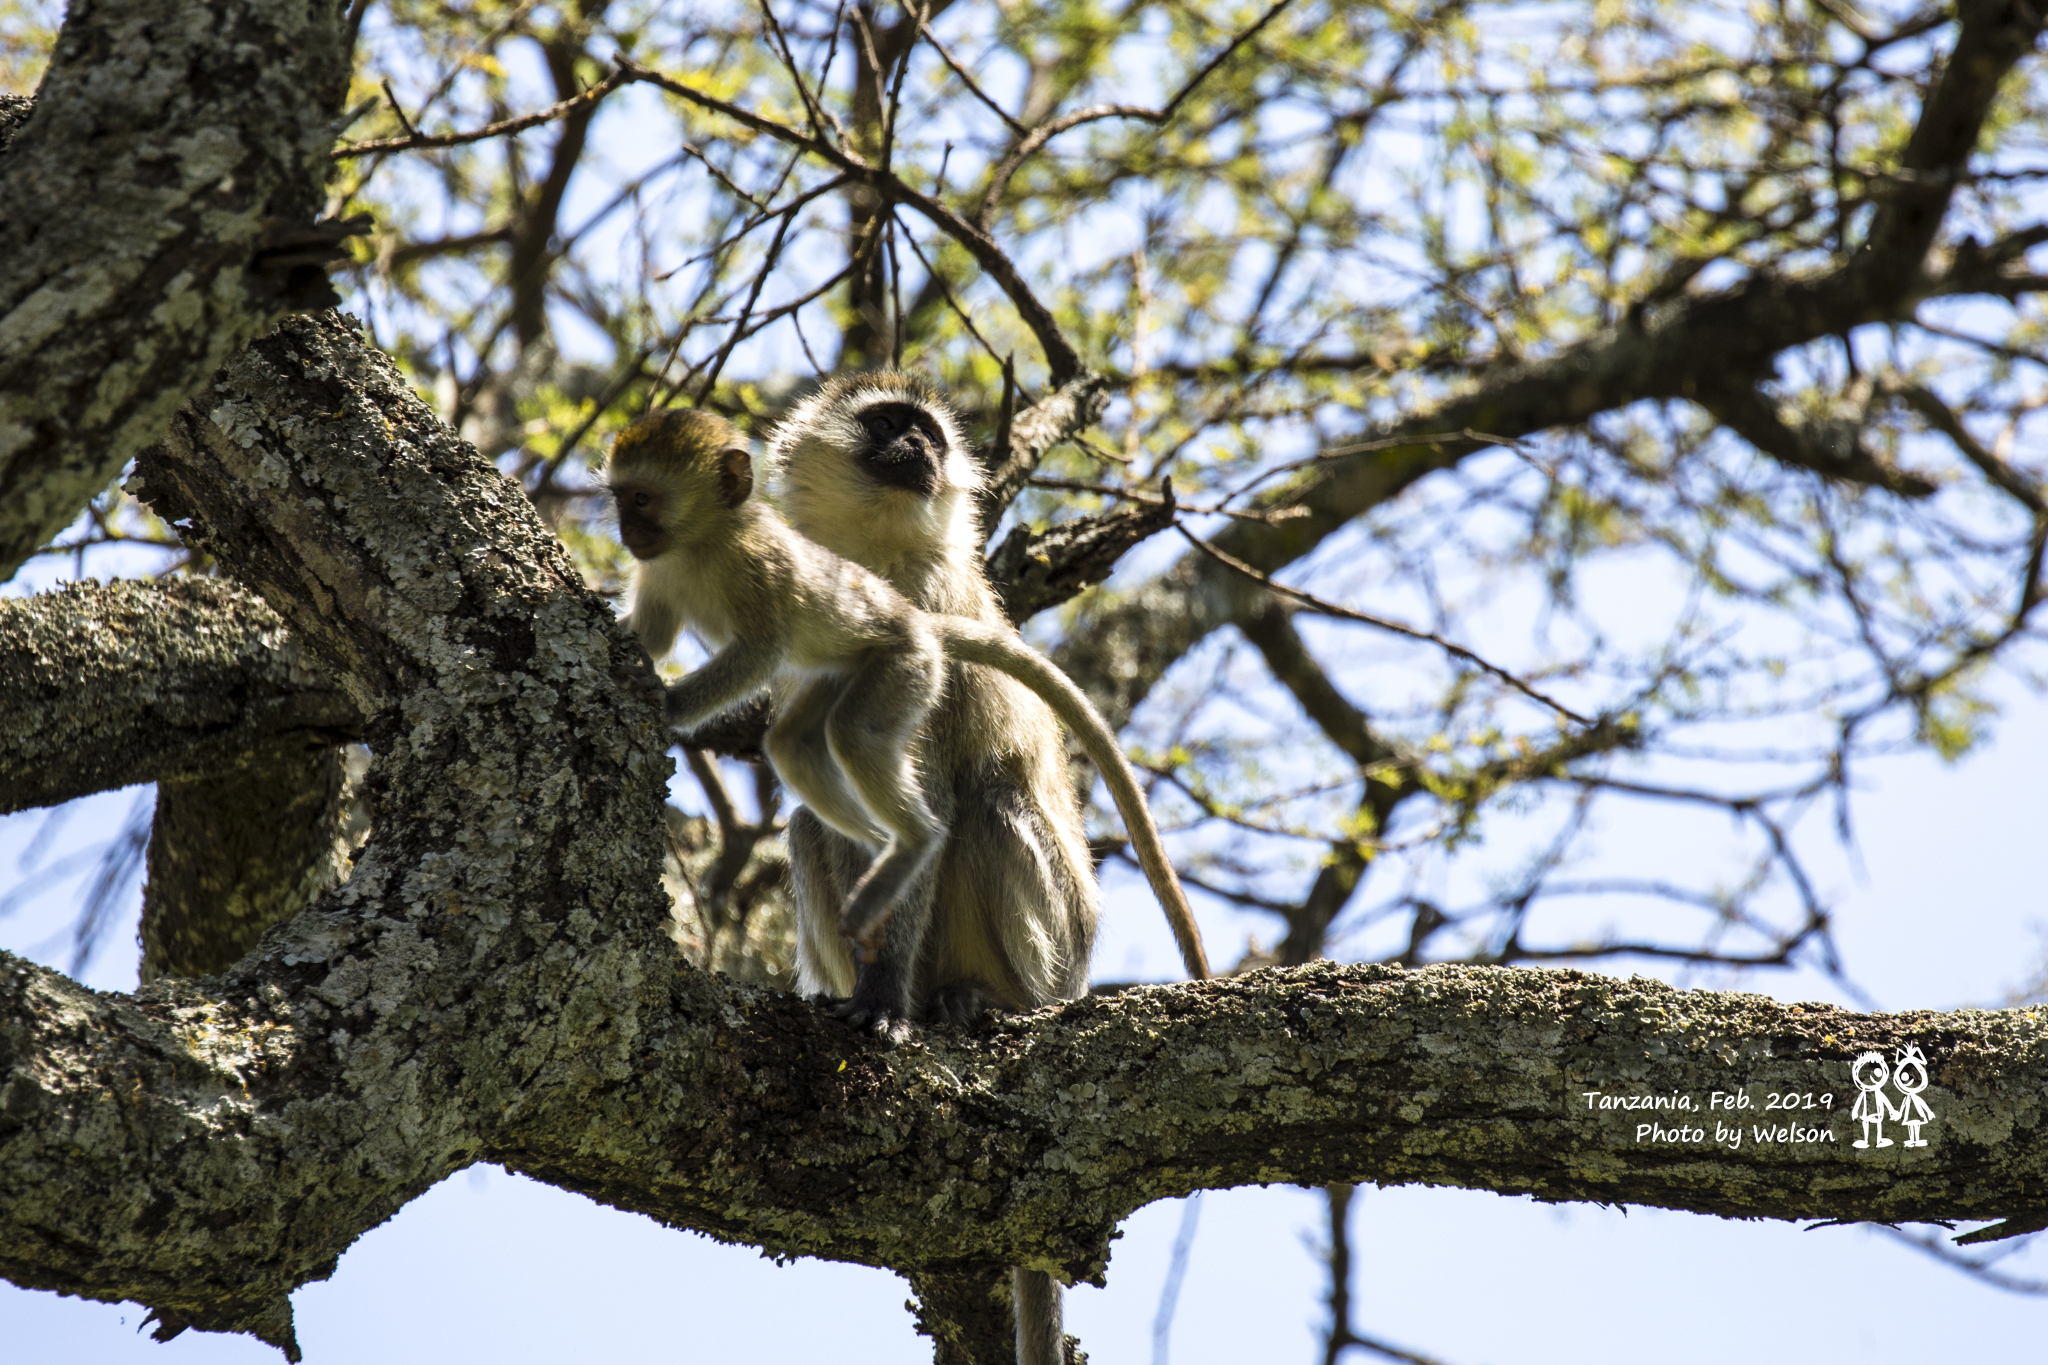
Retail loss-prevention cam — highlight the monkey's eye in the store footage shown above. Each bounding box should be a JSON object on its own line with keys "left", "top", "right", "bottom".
{"left": 632, "top": 491, "right": 654, "bottom": 510}
{"left": 861, "top": 407, "right": 904, "bottom": 438}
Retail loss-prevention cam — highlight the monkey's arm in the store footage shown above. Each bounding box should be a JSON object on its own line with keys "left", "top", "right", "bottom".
{"left": 665, "top": 636, "right": 786, "bottom": 733}
{"left": 624, "top": 592, "right": 684, "bottom": 661}
{"left": 939, "top": 619, "right": 1211, "bottom": 982}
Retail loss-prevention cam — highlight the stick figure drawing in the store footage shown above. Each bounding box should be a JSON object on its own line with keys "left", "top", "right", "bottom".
{"left": 1893, "top": 1045, "right": 1934, "bottom": 1147}
{"left": 1851, "top": 1050, "right": 1897, "bottom": 1149}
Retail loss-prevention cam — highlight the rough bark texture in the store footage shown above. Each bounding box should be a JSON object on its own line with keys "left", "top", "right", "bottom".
{"left": 1, "top": 11, "right": 2042, "bottom": 1354}
{"left": 0, "top": 0, "right": 349, "bottom": 580}
{"left": 975, "top": 373, "right": 1113, "bottom": 534}
{"left": 9, "top": 944, "right": 2048, "bottom": 1360}
{"left": 985, "top": 491, "right": 1177, "bottom": 625}
{"left": 0, "top": 92, "right": 29, "bottom": 152}
{"left": 140, "top": 739, "right": 352, "bottom": 983}
{"left": 910, "top": 1267, "right": 1030, "bottom": 1365}
{"left": 11, "top": 309, "right": 679, "bottom": 1358}
{"left": 0, "top": 578, "right": 361, "bottom": 814}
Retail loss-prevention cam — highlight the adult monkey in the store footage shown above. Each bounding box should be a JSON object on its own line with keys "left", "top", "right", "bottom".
{"left": 770, "top": 371, "right": 1176, "bottom": 1365}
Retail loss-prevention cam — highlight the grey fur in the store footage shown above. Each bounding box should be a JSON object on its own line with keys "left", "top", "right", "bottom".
{"left": 769, "top": 373, "right": 1213, "bottom": 1365}
{"left": 771, "top": 373, "right": 1103, "bottom": 1030}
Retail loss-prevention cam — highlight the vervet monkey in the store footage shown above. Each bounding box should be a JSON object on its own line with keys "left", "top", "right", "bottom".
{"left": 771, "top": 375, "right": 1084, "bottom": 1019}
{"left": 771, "top": 373, "right": 1196, "bottom": 1365}
{"left": 608, "top": 407, "right": 1210, "bottom": 988}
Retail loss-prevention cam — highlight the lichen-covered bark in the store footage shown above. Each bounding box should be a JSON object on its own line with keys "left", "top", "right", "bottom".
{"left": 0, "top": 578, "right": 361, "bottom": 814}
{"left": 0, "top": 92, "right": 29, "bottom": 154}
{"left": 975, "top": 373, "right": 1112, "bottom": 532}
{"left": 510, "top": 962, "right": 2048, "bottom": 1282}
{"left": 0, "top": 0, "right": 348, "bottom": 580}
{"left": 909, "top": 1267, "right": 1030, "bottom": 1365}
{"left": 986, "top": 492, "right": 1177, "bottom": 625}
{"left": 3, "top": 575, "right": 360, "bottom": 983}
{"left": 0, "top": 311, "right": 680, "bottom": 1358}
{"left": 140, "top": 739, "right": 352, "bottom": 982}
{"left": 9, "top": 947, "right": 2048, "bottom": 1358}
{"left": 4, "top": 313, "right": 2048, "bottom": 1365}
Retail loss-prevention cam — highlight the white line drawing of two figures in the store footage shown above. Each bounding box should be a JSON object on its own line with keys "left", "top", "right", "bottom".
{"left": 1851, "top": 1045, "right": 1934, "bottom": 1149}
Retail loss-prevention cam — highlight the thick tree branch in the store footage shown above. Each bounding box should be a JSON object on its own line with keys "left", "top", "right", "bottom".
{"left": 0, "top": 578, "right": 361, "bottom": 815}
{"left": 975, "top": 371, "right": 1114, "bottom": 532}
{"left": 986, "top": 490, "right": 1177, "bottom": 623}
{"left": 141, "top": 740, "right": 354, "bottom": 983}
{"left": 9, "top": 948, "right": 2048, "bottom": 1357}
{"left": 909, "top": 1268, "right": 1028, "bottom": 1365}
{"left": 0, "top": 577, "right": 361, "bottom": 983}
{"left": 0, "top": 0, "right": 349, "bottom": 580}
{"left": 8, "top": 309, "right": 680, "bottom": 1357}
{"left": 0, "top": 92, "right": 28, "bottom": 153}
{"left": 1696, "top": 382, "right": 1938, "bottom": 498}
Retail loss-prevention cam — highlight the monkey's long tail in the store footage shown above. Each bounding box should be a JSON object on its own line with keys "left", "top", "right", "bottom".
{"left": 942, "top": 619, "right": 1211, "bottom": 982}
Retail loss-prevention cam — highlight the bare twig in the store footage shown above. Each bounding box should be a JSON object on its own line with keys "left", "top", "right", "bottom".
{"left": 917, "top": 16, "right": 1026, "bottom": 135}
{"left": 618, "top": 58, "right": 1085, "bottom": 382}
{"left": 757, "top": 0, "right": 833, "bottom": 142}
{"left": 1150, "top": 1194, "right": 1203, "bottom": 1365}
{"left": 1888, "top": 381, "right": 2047, "bottom": 512}
{"left": 1030, "top": 475, "right": 1310, "bottom": 522}
{"left": 1318, "top": 1184, "right": 1460, "bottom": 1365}
{"left": 1876, "top": 1225, "right": 2048, "bottom": 1295}
{"left": 338, "top": 66, "right": 634, "bottom": 157}
{"left": 893, "top": 215, "right": 1006, "bottom": 366}
{"left": 379, "top": 78, "right": 417, "bottom": 139}
{"left": 1219, "top": 429, "right": 1521, "bottom": 508}
{"left": 1176, "top": 525, "right": 1593, "bottom": 725}
{"left": 976, "top": 0, "right": 1297, "bottom": 229}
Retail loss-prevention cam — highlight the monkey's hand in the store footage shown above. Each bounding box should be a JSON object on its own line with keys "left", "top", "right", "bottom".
{"left": 622, "top": 649, "right": 667, "bottom": 714}
{"left": 665, "top": 638, "right": 781, "bottom": 731}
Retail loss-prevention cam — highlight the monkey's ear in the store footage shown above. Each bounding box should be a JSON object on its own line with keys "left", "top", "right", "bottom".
{"left": 717, "top": 446, "right": 755, "bottom": 509}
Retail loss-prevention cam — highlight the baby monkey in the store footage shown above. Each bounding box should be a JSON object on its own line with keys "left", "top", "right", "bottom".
{"left": 608, "top": 408, "right": 1210, "bottom": 986}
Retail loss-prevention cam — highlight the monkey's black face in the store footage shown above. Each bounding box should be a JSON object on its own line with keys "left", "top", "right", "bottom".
{"left": 854, "top": 400, "right": 946, "bottom": 497}
{"left": 613, "top": 483, "right": 666, "bottom": 559}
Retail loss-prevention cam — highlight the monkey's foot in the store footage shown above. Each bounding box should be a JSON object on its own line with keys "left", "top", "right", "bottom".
{"left": 827, "top": 992, "right": 916, "bottom": 1044}
{"left": 921, "top": 983, "right": 992, "bottom": 1028}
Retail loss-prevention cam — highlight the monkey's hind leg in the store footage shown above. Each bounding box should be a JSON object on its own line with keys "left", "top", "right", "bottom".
{"left": 921, "top": 767, "right": 1095, "bottom": 1017}
{"left": 787, "top": 806, "right": 864, "bottom": 1000}
{"left": 825, "top": 645, "right": 946, "bottom": 957}
{"left": 835, "top": 850, "right": 940, "bottom": 1038}
{"left": 768, "top": 677, "right": 886, "bottom": 846}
